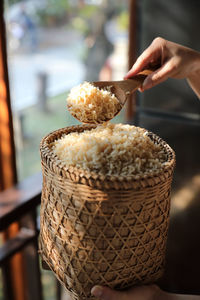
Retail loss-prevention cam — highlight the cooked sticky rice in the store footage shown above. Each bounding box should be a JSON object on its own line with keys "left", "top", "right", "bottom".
{"left": 52, "top": 123, "right": 168, "bottom": 177}
{"left": 67, "top": 81, "right": 121, "bottom": 123}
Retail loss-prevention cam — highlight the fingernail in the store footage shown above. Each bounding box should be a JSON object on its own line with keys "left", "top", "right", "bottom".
{"left": 142, "top": 78, "right": 149, "bottom": 90}
{"left": 91, "top": 285, "right": 103, "bottom": 298}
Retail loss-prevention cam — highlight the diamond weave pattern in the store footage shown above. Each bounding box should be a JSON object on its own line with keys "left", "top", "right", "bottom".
{"left": 40, "top": 167, "right": 172, "bottom": 300}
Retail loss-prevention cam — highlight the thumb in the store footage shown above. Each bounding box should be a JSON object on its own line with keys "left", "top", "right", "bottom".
{"left": 91, "top": 285, "right": 123, "bottom": 300}
{"left": 124, "top": 45, "right": 161, "bottom": 79}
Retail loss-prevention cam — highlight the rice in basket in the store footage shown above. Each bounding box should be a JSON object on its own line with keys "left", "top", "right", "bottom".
{"left": 52, "top": 122, "right": 169, "bottom": 177}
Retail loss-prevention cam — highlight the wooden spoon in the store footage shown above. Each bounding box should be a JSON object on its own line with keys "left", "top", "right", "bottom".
{"left": 68, "top": 66, "right": 158, "bottom": 124}
{"left": 92, "top": 68, "right": 155, "bottom": 108}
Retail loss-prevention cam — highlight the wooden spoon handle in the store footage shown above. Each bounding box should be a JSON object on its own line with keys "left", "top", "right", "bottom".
{"left": 123, "top": 64, "right": 161, "bottom": 93}
{"left": 130, "top": 63, "right": 161, "bottom": 80}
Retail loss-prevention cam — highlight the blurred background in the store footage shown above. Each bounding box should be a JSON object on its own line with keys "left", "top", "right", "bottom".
{"left": 0, "top": 0, "right": 200, "bottom": 299}
{"left": 4, "top": 0, "right": 129, "bottom": 181}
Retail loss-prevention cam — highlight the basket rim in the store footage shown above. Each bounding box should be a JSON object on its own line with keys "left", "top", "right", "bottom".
{"left": 40, "top": 124, "right": 176, "bottom": 189}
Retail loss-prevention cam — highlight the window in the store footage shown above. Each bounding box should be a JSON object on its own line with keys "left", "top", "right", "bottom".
{"left": 4, "top": 0, "right": 129, "bottom": 181}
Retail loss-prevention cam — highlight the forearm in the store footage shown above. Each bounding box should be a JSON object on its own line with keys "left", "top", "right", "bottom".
{"left": 187, "top": 70, "right": 200, "bottom": 99}
{"left": 186, "top": 51, "right": 200, "bottom": 99}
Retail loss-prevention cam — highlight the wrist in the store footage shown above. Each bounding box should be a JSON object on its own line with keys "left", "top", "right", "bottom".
{"left": 187, "top": 50, "right": 200, "bottom": 79}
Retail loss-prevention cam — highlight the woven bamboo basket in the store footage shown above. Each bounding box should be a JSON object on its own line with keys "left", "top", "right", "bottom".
{"left": 39, "top": 124, "right": 175, "bottom": 300}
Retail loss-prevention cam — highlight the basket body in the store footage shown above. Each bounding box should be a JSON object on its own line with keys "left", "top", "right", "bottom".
{"left": 39, "top": 125, "right": 175, "bottom": 300}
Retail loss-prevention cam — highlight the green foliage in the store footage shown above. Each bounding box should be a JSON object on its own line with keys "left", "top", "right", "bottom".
{"left": 36, "top": 0, "right": 70, "bottom": 26}
{"left": 44, "top": 0, "right": 69, "bottom": 16}
{"left": 35, "top": 1, "right": 99, "bottom": 28}
{"left": 70, "top": 5, "right": 99, "bottom": 36}
{"left": 116, "top": 10, "right": 129, "bottom": 31}
{"left": 71, "top": 17, "right": 89, "bottom": 35}
{"left": 6, "top": 0, "right": 20, "bottom": 5}
{"left": 78, "top": 4, "right": 98, "bottom": 18}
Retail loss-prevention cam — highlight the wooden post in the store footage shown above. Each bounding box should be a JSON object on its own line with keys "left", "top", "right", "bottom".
{"left": 0, "top": 2, "right": 27, "bottom": 300}
{"left": 126, "top": 0, "right": 138, "bottom": 123}
{"left": 37, "top": 71, "right": 48, "bottom": 112}
{"left": 0, "top": 1, "right": 17, "bottom": 189}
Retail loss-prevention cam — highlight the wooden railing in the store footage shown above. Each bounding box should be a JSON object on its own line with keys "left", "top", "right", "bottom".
{"left": 0, "top": 172, "right": 61, "bottom": 300}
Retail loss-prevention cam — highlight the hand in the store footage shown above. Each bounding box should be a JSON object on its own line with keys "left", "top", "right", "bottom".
{"left": 91, "top": 284, "right": 200, "bottom": 300}
{"left": 124, "top": 37, "right": 200, "bottom": 95}
{"left": 91, "top": 284, "right": 164, "bottom": 300}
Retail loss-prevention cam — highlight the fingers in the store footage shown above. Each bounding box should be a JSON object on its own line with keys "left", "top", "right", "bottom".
{"left": 141, "top": 59, "right": 177, "bottom": 91}
{"left": 91, "top": 284, "right": 163, "bottom": 300}
{"left": 124, "top": 37, "right": 165, "bottom": 79}
{"left": 91, "top": 285, "right": 126, "bottom": 300}
{"left": 124, "top": 50, "right": 157, "bottom": 79}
